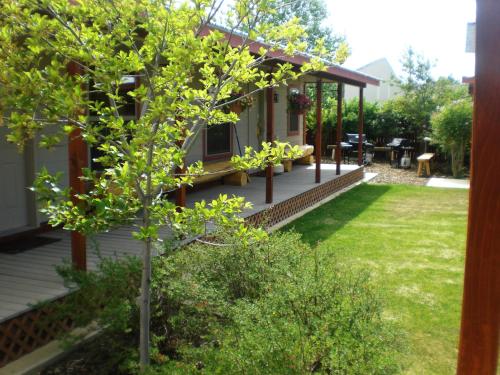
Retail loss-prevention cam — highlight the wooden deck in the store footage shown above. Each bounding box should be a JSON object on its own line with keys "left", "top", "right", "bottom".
{"left": 0, "top": 164, "right": 362, "bottom": 324}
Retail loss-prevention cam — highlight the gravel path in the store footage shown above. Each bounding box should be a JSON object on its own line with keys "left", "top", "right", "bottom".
{"left": 321, "top": 158, "right": 429, "bottom": 186}
{"left": 364, "top": 162, "right": 429, "bottom": 185}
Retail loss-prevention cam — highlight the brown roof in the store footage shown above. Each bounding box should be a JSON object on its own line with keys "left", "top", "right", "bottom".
{"left": 200, "top": 25, "right": 380, "bottom": 87}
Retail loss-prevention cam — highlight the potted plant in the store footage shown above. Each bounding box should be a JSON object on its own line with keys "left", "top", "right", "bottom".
{"left": 227, "top": 94, "right": 243, "bottom": 115}
{"left": 288, "top": 90, "right": 312, "bottom": 115}
{"left": 224, "top": 92, "right": 254, "bottom": 115}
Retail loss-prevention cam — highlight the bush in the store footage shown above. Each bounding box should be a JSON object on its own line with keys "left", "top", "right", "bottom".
{"left": 172, "top": 248, "right": 402, "bottom": 375}
{"left": 431, "top": 99, "right": 473, "bottom": 177}
{"left": 54, "top": 231, "right": 403, "bottom": 374}
{"left": 52, "top": 254, "right": 142, "bottom": 373}
{"left": 149, "top": 231, "right": 306, "bottom": 356}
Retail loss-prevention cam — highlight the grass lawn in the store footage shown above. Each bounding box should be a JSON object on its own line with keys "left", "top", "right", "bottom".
{"left": 282, "top": 183, "right": 468, "bottom": 375}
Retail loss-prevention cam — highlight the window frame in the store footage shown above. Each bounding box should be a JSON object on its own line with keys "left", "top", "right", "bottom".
{"left": 203, "top": 122, "right": 234, "bottom": 161}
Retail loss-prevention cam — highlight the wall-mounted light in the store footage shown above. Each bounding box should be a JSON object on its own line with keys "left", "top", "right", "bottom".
{"left": 273, "top": 93, "right": 279, "bottom": 103}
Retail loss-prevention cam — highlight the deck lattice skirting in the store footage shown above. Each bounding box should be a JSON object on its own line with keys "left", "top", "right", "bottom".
{"left": 246, "top": 167, "right": 363, "bottom": 228}
{"left": 0, "top": 166, "right": 363, "bottom": 368}
{"left": 0, "top": 303, "right": 73, "bottom": 367}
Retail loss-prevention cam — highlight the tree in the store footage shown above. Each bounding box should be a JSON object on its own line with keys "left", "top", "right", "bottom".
{"left": 393, "top": 47, "right": 436, "bottom": 141}
{"left": 431, "top": 99, "right": 473, "bottom": 177}
{"left": 432, "top": 76, "right": 469, "bottom": 107}
{"left": 259, "top": 0, "right": 350, "bottom": 64}
{"left": 0, "top": 0, "right": 323, "bottom": 371}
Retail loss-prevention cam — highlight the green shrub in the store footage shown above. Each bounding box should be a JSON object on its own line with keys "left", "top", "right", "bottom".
{"left": 52, "top": 254, "right": 142, "bottom": 373}
{"left": 431, "top": 99, "right": 473, "bottom": 177}
{"left": 174, "top": 248, "right": 403, "bottom": 375}
{"left": 54, "top": 231, "right": 403, "bottom": 374}
{"left": 149, "top": 231, "right": 306, "bottom": 353}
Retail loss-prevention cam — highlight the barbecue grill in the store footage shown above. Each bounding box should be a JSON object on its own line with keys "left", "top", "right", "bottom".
{"left": 346, "top": 133, "right": 374, "bottom": 164}
{"left": 386, "top": 138, "right": 414, "bottom": 167}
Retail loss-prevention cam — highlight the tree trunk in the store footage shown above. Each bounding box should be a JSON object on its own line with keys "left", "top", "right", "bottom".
{"left": 139, "top": 202, "right": 152, "bottom": 371}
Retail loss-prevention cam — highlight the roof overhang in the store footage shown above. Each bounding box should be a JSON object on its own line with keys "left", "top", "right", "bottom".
{"left": 200, "top": 25, "right": 380, "bottom": 88}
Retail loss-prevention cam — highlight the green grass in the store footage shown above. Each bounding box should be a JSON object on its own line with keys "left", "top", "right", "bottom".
{"left": 282, "top": 184, "right": 468, "bottom": 375}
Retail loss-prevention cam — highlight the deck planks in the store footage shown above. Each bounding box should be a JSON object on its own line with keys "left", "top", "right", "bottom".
{"left": 0, "top": 164, "right": 361, "bottom": 323}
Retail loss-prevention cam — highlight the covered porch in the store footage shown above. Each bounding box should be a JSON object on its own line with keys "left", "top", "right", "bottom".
{"left": 0, "top": 163, "right": 363, "bottom": 320}
{"left": 0, "top": 162, "right": 363, "bottom": 367}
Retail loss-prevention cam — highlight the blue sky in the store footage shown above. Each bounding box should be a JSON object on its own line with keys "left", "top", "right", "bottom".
{"left": 325, "top": 0, "right": 476, "bottom": 80}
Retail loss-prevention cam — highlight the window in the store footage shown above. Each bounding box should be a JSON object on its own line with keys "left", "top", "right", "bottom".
{"left": 88, "top": 76, "right": 137, "bottom": 118}
{"left": 89, "top": 75, "right": 138, "bottom": 171}
{"left": 289, "top": 112, "right": 300, "bottom": 134}
{"left": 205, "top": 122, "right": 232, "bottom": 160}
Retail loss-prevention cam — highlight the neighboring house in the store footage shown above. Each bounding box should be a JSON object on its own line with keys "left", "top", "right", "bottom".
{"left": 462, "top": 22, "right": 476, "bottom": 93}
{"left": 0, "top": 25, "right": 379, "bottom": 368}
{"left": 344, "top": 58, "right": 401, "bottom": 103}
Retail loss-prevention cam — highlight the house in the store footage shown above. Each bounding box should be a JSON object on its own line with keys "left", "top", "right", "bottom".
{"left": 0, "top": 24, "right": 379, "bottom": 368}
{"left": 344, "top": 58, "right": 401, "bottom": 103}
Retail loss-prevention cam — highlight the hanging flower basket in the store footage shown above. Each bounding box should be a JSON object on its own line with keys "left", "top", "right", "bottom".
{"left": 224, "top": 92, "right": 254, "bottom": 114}
{"left": 288, "top": 91, "right": 312, "bottom": 115}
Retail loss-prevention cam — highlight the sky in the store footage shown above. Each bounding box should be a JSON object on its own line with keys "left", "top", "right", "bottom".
{"left": 325, "top": 0, "right": 476, "bottom": 80}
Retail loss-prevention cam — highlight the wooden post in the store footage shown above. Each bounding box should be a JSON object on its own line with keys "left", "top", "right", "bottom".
{"left": 67, "top": 61, "right": 87, "bottom": 271}
{"left": 315, "top": 80, "right": 322, "bottom": 183}
{"left": 457, "top": 0, "right": 500, "bottom": 373}
{"left": 265, "top": 86, "right": 274, "bottom": 204}
{"left": 357, "top": 87, "right": 364, "bottom": 166}
{"left": 336, "top": 83, "right": 343, "bottom": 175}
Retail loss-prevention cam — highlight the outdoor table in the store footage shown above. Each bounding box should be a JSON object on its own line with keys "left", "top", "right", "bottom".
{"left": 327, "top": 143, "right": 353, "bottom": 164}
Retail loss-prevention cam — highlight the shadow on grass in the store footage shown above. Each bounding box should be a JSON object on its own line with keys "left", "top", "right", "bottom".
{"left": 281, "top": 183, "right": 392, "bottom": 246}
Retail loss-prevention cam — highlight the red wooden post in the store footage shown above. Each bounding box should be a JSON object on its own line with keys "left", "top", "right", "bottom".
{"left": 265, "top": 86, "right": 274, "bottom": 204}
{"left": 357, "top": 87, "right": 364, "bottom": 166}
{"left": 335, "top": 83, "right": 343, "bottom": 175}
{"left": 67, "top": 62, "right": 87, "bottom": 271}
{"left": 302, "top": 83, "right": 308, "bottom": 145}
{"left": 315, "top": 80, "right": 322, "bottom": 183}
{"left": 457, "top": 0, "right": 500, "bottom": 373}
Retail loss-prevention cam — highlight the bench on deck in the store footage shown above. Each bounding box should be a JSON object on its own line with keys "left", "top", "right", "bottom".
{"left": 193, "top": 160, "right": 249, "bottom": 186}
{"left": 417, "top": 153, "right": 435, "bottom": 177}
{"left": 284, "top": 144, "right": 315, "bottom": 171}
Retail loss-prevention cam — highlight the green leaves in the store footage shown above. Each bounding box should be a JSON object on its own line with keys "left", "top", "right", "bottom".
{"left": 231, "top": 141, "right": 303, "bottom": 170}
{"left": 431, "top": 99, "right": 472, "bottom": 177}
{"left": 1, "top": 0, "right": 320, "bottom": 245}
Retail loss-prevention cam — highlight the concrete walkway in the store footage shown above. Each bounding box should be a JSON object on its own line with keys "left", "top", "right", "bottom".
{"left": 426, "top": 177, "right": 470, "bottom": 189}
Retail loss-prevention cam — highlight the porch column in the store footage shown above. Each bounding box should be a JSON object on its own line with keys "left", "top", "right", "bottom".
{"left": 67, "top": 63, "right": 88, "bottom": 271}
{"left": 357, "top": 87, "right": 364, "bottom": 166}
{"left": 265, "top": 86, "right": 274, "bottom": 204}
{"left": 457, "top": 0, "right": 500, "bottom": 373}
{"left": 315, "top": 80, "right": 322, "bottom": 183}
{"left": 303, "top": 83, "right": 308, "bottom": 145}
{"left": 335, "top": 82, "right": 343, "bottom": 175}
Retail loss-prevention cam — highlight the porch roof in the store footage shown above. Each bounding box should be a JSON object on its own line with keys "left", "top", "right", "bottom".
{"left": 200, "top": 24, "right": 380, "bottom": 88}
